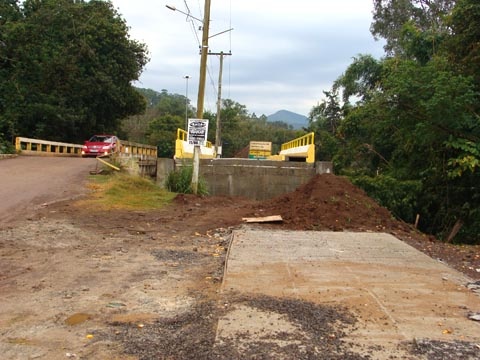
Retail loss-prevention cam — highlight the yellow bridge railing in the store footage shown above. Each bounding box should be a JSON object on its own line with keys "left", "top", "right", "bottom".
{"left": 118, "top": 140, "right": 157, "bottom": 158}
{"left": 175, "top": 129, "right": 214, "bottom": 159}
{"left": 281, "top": 132, "right": 315, "bottom": 151}
{"left": 278, "top": 132, "right": 315, "bottom": 163}
{"left": 15, "top": 137, "right": 83, "bottom": 156}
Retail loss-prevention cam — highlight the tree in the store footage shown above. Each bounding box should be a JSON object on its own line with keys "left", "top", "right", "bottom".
{"left": 124, "top": 89, "right": 193, "bottom": 157}
{"left": 121, "top": 107, "right": 160, "bottom": 144}
{"left": 218, "top": 99, "right": 249, "bottom": 157}
{"left": 309, "top": 90, "right": 342, "bottom": 134}
{"left": 445, "top": 0, "right": 480, "bottom": 87}
{"left": 147, "top": 114, "right": 183, "bottom": 158}
{"left": 334, "top": 54, "right": 383, "bottom": 104}
{"left": 0, "top": 0, "right": 149, "bottom": 144}
{"left": 135, "top": 87, "right": 165, "bottom": 108}
{"left": 307, "top": 90, "right": 342, "bottom": 162}
{"left": 371, "top": 0, "right": 455, "bottom": 56}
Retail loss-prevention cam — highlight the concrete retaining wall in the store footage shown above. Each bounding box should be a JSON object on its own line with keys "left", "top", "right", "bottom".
{"left": 158, "top": 158, "right": 333, "bottom": 200}
{"left": 156, "top": 158, "right": 175, "bottom": 188}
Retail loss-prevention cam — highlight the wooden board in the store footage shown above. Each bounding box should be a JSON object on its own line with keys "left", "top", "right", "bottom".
{"left": 242, "top": 215, "right": 283, "bottom": 223}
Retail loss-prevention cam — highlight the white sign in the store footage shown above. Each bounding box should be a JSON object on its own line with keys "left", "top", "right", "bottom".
{"left": 187, "top": 118, "right": 209, "bottom": 146}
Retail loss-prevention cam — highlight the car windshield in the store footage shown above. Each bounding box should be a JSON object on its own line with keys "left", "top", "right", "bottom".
{"left": 89, "top": 136, "right": 113, "bottom": 143}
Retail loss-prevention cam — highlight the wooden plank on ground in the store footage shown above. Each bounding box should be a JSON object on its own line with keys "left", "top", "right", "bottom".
{"left": 242, "top": 215, "right": 283, "bottom": 223}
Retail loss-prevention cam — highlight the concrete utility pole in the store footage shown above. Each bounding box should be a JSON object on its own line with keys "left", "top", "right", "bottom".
{"left": 191, "top": 0, "right": 211, "bottom": 195}
{"left": 212, "top": 51, "right": 231, "bottom": 157}
{"left": 215, "top": 52, "right": 224, "bottom": 158}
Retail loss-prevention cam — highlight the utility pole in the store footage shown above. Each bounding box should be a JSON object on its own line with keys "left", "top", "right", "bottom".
{"left": 191, "top": 0, "right": 211, "bottom": 195}
{"left": 215, "top": 53, "right": 224, "bottom": 158}
{"left": 212, "top": 51, "right": 231, "bottom": 157}
{"left": 183, "top": 75, "right": 190, "bottom": 130}
{"left": 196, "top": 0, "right": 211, "bottom": 119}
{"left": 167, "top": 1, "right": 232, "bottom": 190}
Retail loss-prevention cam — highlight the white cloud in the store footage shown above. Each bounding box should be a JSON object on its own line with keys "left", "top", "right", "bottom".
{"left": 111, "top": 0, "right": 385, "bottom": 116}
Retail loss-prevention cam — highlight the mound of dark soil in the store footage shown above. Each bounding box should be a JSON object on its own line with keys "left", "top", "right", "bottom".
{"left": 255, "top": 174, "right": 408, "bottom": 232}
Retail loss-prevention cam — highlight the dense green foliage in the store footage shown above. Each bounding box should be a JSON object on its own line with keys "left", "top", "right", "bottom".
{"left": 371, "top": 0, "right": 455, "bottom": 56}
{"left": 308, "top": 0, "right": 480, "bottom": 244}
{"left": 350, "top": 175, "right": 422, "bottom": 223}
{"left": 122, "top": 89, "right": 192, "bottom": 157}
{"left": 0, "top": 0, "right": 148, "bottom": 148}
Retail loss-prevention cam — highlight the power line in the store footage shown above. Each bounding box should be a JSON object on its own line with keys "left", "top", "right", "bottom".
{"left": 227, "top": 0, "right": 232, "bottom": 99}
{"left": 183, "top": 0, "right": 192, "bottom": 14}
{"left": 181, "top": 1, "right": 201, "bottom": 48}
{"left": 181, "top": 0, "right": 233, "bottom": 112}
{"left": 195, "top": 0, "right": 203, "bottom": 22}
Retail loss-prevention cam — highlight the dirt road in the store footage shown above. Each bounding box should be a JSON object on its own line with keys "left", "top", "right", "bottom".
{"left": 0, "top": 160, "right": 479, "bottom": 359}
{"left": 0, "top": 156, "right": 96, "bottom": 225}
{"left": 0, "top": 157, "right": 237, "bottom": 359}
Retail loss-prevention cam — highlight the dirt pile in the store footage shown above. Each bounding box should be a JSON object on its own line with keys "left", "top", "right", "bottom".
{"left": 253, "top": 173, "right": 408, "bottom": 232}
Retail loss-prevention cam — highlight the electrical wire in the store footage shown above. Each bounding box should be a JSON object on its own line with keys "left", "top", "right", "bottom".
{"left": 227, "top": 0, "right": 232, "bottom": 100}
{"left": 206, "top": 59, "right": 217, "bottom": 111}
{"left": 182, "top": 1, "right": 201, "bottom": 48}
{"left": 196, "top": 0, "right": 203, "bottom": 22}
{"left": 183, "top": 0, "right": 192, "bottom": 14}
{"left": 182, "top": 0, "right": 234, "bottom": 112}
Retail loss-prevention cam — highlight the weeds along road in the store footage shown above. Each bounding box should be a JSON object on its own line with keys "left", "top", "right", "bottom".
{"left": 0, "top": 156, "right": 96, "bottom": 225}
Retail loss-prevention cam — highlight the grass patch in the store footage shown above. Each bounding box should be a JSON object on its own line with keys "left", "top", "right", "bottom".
{"left": 165, "top": 166, "right": 209, "bottom": 195}
{"left": 82, "top": 173, "right": 176, "bottom": 210}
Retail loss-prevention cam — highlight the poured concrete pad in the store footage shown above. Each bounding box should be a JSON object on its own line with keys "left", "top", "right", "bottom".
{"left": 216, "top": 228, "right": 480, "bottom": 358}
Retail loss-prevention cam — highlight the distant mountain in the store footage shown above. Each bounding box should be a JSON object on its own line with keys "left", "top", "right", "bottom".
{"left": 267, "top": 110, "right": 308, "bottom": 129}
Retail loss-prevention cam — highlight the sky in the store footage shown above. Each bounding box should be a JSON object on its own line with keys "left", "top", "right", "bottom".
{"left": 110, "top": 0, "right": 386, "bottom": 117}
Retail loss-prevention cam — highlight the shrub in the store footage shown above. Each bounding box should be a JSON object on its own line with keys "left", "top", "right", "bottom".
{"left": 0, "top": 136, "right": 15, "bottom": 154}
{"left": 350, "top": 175, "right": 422, "bottom": 223}
{"left": 165, "top": 166, "right": 208, "bottom": 195}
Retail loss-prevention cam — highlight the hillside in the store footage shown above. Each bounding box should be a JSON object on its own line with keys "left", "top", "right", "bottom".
{"left": 267, "top": 110, "right": 308, "bottom": 129}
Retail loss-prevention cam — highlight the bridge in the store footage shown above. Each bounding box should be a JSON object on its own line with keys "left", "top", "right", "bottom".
{"left": 15, "top": 130, "right": 316, "bottom": 164}
{"left": 14, "top": 136, "right": 158, "bottom": 177}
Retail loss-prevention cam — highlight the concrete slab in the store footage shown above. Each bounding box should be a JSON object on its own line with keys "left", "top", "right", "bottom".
{"left": 216, "top": 228, "right": 480, "bottom": 358}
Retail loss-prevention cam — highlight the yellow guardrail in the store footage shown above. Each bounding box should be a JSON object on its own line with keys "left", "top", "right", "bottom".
{"left": 281, "top": 132, "right": 315, "bottom": 150}
{"left": 15, "top": 136, "right": 157, "bottom": 158}
{"left": 278, "top": 132, "right": 315, "bottom": 163}
{"left": 15, "top": 137, "right": 83, "bottom": 156}
{"left": 175, "top": 128, "right": 214, "bottom": 159}
{"left": 177, "top": 128, "right": 188, "bottom": 142}
{"left": 119, "top": 140, "right": 157, "bottom": 158}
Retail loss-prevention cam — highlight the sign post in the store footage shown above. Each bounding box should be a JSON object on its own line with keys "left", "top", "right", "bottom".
{"left": 187, "top": 118, "right": 209, "bottom": 194}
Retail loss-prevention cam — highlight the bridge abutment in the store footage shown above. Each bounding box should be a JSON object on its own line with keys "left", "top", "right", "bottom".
{"left": 158, "top": 158, "right": 333, "bottom": 200}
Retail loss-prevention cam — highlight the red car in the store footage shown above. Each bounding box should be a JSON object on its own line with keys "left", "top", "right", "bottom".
{"left": 81, "top": 135, "right": 119, "bottom": 157}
